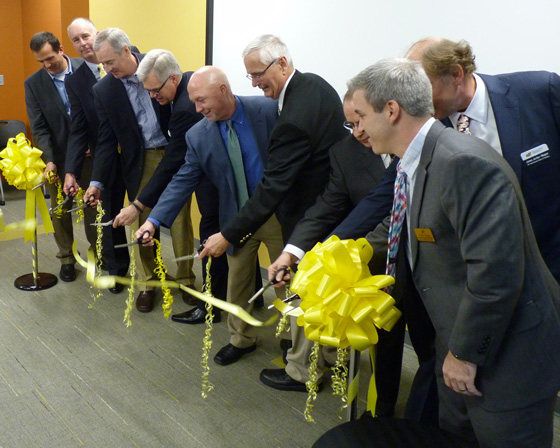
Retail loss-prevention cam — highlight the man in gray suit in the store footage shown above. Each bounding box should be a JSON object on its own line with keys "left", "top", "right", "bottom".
{"left": 350, "top": 58, "right": 560, "bottom": 447}
{"left": 137, "top": 66, "right": 283, "bottom": 366}
{"left": 24, "top": 31, "right": 97, "bottom": 282}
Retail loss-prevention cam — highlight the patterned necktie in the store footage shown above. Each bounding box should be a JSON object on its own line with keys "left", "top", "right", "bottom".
{"left": 98, "top": 63, "right": 107, "bottom": 79}
{"left": 457, "top": 114, "right": 471, "bottom": 135}
{"left": 226, "top": 120, "right": 249, "bottom": 208}
{"left": 385, "top": 164, "right": 407, "bottom": 292}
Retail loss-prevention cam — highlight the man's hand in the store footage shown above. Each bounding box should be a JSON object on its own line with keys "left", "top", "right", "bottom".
{"left": 113, "top": 202, "right": 143, "bottom": 227}
{"left": 64, "top": 173, "right": 79, "bottom": 196}
{"left": 44, "top": 162, "right": 59, "bottom": 183}
{"left": 268, "top": 251, "right": 298, "bottom": 287}
{"left": 199, "top": 232, "right": 230, "bottom": 258}
{"left": 84, "top": 186, "right": 101, "bottom": 207}
{"left": 442, "top": 350, "right": 483, "bottom": 397}
{"left": 135, "top": 220, "right": 157, "bottom": 246}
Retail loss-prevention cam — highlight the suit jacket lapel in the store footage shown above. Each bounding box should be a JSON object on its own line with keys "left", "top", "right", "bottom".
{"left": 478, "top": 73, "right": 522, "bottom": 180}
{"left": 207, "top": 119, "right": 237, "bottom": 199}
{"left": 40, "top": 69, "right": 69, "bottom": 120}
{"left": 410, "top": 121, "right": 446, "bottom": 269}
{"left": 242, "top": 98, "right": 268, "bottom": 160}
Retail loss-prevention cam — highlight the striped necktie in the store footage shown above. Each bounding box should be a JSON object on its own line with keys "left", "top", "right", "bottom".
{"left": 226, "top": 120, "right": 249, "bottom": 208}
{"left": 385, "top": 164, "right": 407, "bottom": 293}
{"left": 457, "top": 114, "right": 471, "bottom": 135}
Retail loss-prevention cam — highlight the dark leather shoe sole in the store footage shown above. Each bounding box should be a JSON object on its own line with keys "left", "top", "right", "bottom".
{"left": 136, "top": 290, "right": 155, "bottom": 313}
{"left": 214, "top": 343, "right": 256, "bottom": 366}
{"left": 59, "top": 264, "right": 76, "bottom": 282}
{"left": 171, "top": 307, "right": 221, "bottom": 324}
{"left": 260, "top": 368, "right": 322, "bottom": 392}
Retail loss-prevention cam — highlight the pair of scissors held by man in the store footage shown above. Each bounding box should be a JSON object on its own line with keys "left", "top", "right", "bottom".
{"left": 172, "top": 240, "right": 207, "bottom": 261}
{"left": 247, "top": 265, "right": 290, "bottom": 304}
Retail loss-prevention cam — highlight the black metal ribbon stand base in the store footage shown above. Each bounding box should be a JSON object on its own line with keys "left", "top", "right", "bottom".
{"left": 14, "top": 273, "right": 58, "bottom": 291}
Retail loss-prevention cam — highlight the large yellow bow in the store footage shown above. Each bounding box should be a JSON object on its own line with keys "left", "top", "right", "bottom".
{"left": 0, "top": 133, "right": 53, "bottom": 241}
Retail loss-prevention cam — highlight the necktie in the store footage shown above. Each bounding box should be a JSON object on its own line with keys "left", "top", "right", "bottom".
{"left": 385, "top": 164, "right": 407, "bottom": 293}
{"left": 98, "top": 63, "right": 107, "bottom": 79}
{"left": 457, "top": 114, "right": 471, "bottom": 135}
{"left": 226, "top": 120, "right": 249, "bottom": 208}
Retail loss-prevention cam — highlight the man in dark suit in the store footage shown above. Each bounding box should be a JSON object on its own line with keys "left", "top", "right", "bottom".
{"left": 83, "top": 28, "right": 174, "bottom": 312}
{"left": 200, "top": 34, "right": 347, "bottom": 259}
{"left": 137, "top": 66, "right": 282, "bottom": 365}
{"left": 353, "top": 58, "right": 560, "bottom": 447}
{"left": 63, "top": 18, "right": 128, "bottom": 291}
{"left": 407, "top": 37, "right": 560, "bottom": 284}
{"left": 24, "top": 31, "right": 95, "bottom": 282}
{"left": 111, "top": 49, "right": 205, "bottom": 305}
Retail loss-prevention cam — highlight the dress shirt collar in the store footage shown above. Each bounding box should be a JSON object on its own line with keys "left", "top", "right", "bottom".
{"left": 399, "top": 117, "right": 437, "bottom": 180}
{"left": 84, "top": 60, "right": 101, "bottom": 80}
{"left": 450, "top": 73, "right": 488, "bottom": 126}
{"left": 48, "top": 55, "right": 72, "bottom": 81}
{"left": 278, "top": 70, "right": 296, "bottom": 113}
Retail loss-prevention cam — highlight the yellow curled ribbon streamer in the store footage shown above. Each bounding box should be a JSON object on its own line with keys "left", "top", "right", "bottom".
{"left": 0, "top": 133, "right": 54, "bottom": 242}
{"left": 72, "top": 243, "right": 278, "bottom": 328}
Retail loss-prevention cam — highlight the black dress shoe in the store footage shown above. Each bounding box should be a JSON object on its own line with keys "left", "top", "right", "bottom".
{"left": 171, "top": 307, "right": 221, "bottom": 324}
{"left": 59, "top": 264, "right": 76, "bottom": 282}
{"left": 214, "top": 343, "right": 256, "bottom": 366}
{"left": 109, "top": 283, "right": 124, "bottom": 294}
{"left": 136, "top": 290, "right": 155, "bottom": 313}
{"left": 182, "top": 286, "right": 198, "bottom": 306}
{"left": 260, "top": 368, "right": 322, "bottom": 392}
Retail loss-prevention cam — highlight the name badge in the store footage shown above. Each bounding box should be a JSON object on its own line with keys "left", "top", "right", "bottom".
{"left": 521, "top": 144, "right": 550, "bottom": 166}
{"left": 414, "top": 228, "right": 435, "bottom": 243}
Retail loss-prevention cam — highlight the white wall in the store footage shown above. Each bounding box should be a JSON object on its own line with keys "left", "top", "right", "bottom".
{"left": 213, "top": 0, "right": 560, "bottom": 98}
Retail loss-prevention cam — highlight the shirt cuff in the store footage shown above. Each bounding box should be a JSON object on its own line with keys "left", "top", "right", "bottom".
{"left": 89, "top": 180, "right": 104, "bottom": 191}
{"left": 284, "top": 244, "right": 305, "bottom": 262}
{"left": 147, "top": 217, "right": 160, "bottom": 228}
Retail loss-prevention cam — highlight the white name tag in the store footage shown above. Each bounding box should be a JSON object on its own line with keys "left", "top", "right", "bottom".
{"left": 520, "top": 144, "right": 550, "bottom": 166}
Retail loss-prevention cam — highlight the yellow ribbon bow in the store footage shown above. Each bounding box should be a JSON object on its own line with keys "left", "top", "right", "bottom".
{"left": 0, "top": 133, "right": 54, "bottom": 241}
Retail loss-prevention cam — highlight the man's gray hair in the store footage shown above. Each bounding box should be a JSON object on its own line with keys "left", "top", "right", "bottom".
{"left": 93, "top": 28, "right": 131, "bottom": 54}
{"left": 242, "top": 34, "right": 293, "bottom": 67}
{"left": 137, "top": 49, "right": 182, "bottom": 83}
{"left": 347, "top": 58, "right": 434, "bottom": 117}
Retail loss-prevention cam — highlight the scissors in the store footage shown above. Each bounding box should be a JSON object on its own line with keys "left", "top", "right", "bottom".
{"left": 172, "top": 240, "right": 206, "bottom": 262}
{"left": 90, "top": 219, "right": 114, "bottom": 227}
{"left": 49, "top": 193, "right": 73, "bottom": 214}
{"left": 248, "top": 265, "right": 289, "bottom": 304}
{"left": 267, "top": 292, "right": 300, "bottom": 309}
{"left": 67, "top": 195, "right": 94, "bottom": 213}
{"left": 31, "top": 181, "right": 46, "bottom": 191}
{"left": 114, "top": 230, "right": 151, "bottom": 249}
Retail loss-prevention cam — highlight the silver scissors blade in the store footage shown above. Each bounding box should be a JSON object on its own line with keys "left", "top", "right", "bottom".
{"left": 172, "top": 240, "right": 206, "bottom": 262}
{"left": 49, "top": 194, "right": 73, "bottom": 213}
{"left": 248, "top": 265, "right": 288, "bottom": 303}
{"left": 90, "top": 219, "right": 113, "bottom": 227}
{"left": 267, "top": 293, "right": 300, "bottom": 309}
{"left": 32, "top": 181, "right": 46, "bottom": 191}
{"left": 114, "top": 230, "right": 150, "bottom": 249}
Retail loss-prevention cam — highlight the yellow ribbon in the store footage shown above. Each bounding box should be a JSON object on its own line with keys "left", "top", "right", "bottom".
{"left": 0, "top": 210, "right": 36, "bottom": 235}
{"left": 280, "top": 235, "right": 402, "bottom": 419}
{"left": 0, "top": 133, "right": 54, "bottom": 242}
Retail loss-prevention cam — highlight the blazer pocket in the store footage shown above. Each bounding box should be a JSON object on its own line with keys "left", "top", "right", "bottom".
{"left": 506, "top": 300, "right": 542, "bottom": 335}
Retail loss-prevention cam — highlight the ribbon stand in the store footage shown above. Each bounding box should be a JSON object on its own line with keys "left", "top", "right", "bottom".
{"left": 14, "top": 210, "right": 57, "bottom": 291}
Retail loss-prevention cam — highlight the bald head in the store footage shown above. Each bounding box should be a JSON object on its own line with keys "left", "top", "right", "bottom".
{"left": 188, "top": 66, "right": 236, "bottom": 122}
{"left": 67, "top": 17, "right": 98, "bottom": 62}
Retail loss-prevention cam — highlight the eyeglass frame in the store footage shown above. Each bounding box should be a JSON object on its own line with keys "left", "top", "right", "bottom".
{"left": 246, "top": 59, "right": 278, "bottom": 80}
{"left": 146, "top": 75, "right": 171, "bottom": 95}
{"left": 343, "top": 121, "right": 358, "bottom": 131}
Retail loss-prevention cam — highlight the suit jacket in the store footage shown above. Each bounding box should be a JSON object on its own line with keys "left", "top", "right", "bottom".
{"left": 91, "top": 53, "right": 171, "bottom": 199}
{"left": 220, "top": 70, "right": 347, "bottom": 246}
{"left": 24, "top": 57, "right": 84, "bottom": 171}
{"left": 288, "top": 134, "right": 386, "bottom": 252}
{"left": 442, "top": 71, "right": 560, "bottom": 282}
{"left": 136, "top": 72, "right": 203, "bottom": 208}
{"left": 150, "top": 96, "right": 278, "bottom": 255}
{"left": 368, "top": 121, "right": 560, "bottom": 412}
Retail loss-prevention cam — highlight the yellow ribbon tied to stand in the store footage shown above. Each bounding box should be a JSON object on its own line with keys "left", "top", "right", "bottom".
{"left": 0, "top": 133, "right": 54, "bottom": 241}
{"left": 281, "top": 235, "right": 402, "bottom": 420}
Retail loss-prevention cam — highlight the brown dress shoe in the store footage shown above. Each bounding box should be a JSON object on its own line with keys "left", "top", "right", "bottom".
{"left": 182, "top": 285, "right": 198, "bottom": 306}
{"left": 136, "top": 290, "right": 155, "bottom": 313}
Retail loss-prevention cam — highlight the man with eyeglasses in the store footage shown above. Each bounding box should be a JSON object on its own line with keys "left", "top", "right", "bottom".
{"left": 84, "top": 28, "right": 176, "bottom": 313}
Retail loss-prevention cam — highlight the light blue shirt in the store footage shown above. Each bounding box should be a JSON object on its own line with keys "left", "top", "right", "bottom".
{"left": 48, "top": 55, "right": 73, "bottom": 116}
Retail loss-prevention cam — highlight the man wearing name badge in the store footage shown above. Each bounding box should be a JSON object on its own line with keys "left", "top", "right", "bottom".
{"left": 136, "top": 66, "right": 282, "bottom": 365}
{"left": 200, "top": 34, "right": 347, "bottom": 260}
{"left": 352, "top": 58, "right": 560, "bottom": 447}
{"left": 83, "top": 28, "right": 176, "bottom": 313}
{"left": 111, "top": 49, "right": 204, "bottom": 306}
{"left": 24, "top": 31, "right": 93, "bottom": 283}
{"left": 407, "top": 37, "right": 560, "bottom": 284}
{"left": 63, "top": 18, "right": 130, "bottom": 291}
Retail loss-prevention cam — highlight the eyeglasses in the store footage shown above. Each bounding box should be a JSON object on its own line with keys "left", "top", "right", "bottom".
{"left": 246, "top": 59, "right": 277, "bottom": 80}
{"left": 146, "top": 75, "right": 171, "bottom": 95}
{"left": 343, "top": 121, "right": 358, "bottom": 131}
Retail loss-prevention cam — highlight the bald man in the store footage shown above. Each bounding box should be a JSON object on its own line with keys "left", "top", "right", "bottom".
{"left": 137, "top": 67, "right": 283, "bottom": 366}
